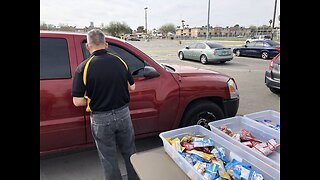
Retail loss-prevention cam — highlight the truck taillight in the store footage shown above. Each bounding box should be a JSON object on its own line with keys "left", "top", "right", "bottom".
{"left": 269, "top": 55, "right": 277, "bottom": 70}
{"left": 275, "top": 47, "right": 280, "bottom": 51}
{"left": 227, "top": 79, "right": 239, "bottom": 99}
{"left": 268, "top": 61, "right": 274, "bottom": 70}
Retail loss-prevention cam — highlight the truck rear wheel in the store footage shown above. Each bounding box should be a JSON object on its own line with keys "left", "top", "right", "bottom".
{"left": 180, "top": 100, "right": 224, "bottom": 129}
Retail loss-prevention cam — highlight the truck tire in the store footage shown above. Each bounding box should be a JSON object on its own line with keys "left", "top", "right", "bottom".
{"left": 180, "top": 100, "right": 224, "bottom": 129}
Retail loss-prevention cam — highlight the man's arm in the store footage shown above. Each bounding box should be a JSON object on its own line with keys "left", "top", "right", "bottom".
{"left": 73, "top": 97, "right": 87, "bottom": 106}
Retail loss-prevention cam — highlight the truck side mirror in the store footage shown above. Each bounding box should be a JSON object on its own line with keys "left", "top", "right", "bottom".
{"left": 143, "top": 66, "right": 160, "bottom": 78}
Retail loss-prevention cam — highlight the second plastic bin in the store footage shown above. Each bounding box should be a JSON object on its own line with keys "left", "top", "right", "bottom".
{"left": 159, "top": 125, "right": 280, "bottom": 180}
{"left": 208, "top": 116, "right": 280, "bottom": 171}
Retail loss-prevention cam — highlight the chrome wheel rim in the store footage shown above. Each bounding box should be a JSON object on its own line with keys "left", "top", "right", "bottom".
{"left": 236, "top": 50, "right": 240, "bottom": 56}
{"left": 262, "top": 52, "right": 268, "bottom": 59}
{"left": 200, "top": 56, "right": 207, "bottom": 64}
{"left": 196, "top": 112, "right": 216, "bottom": 129}
{"left": 179, "top": 52, "right": 183, "bottom": 59}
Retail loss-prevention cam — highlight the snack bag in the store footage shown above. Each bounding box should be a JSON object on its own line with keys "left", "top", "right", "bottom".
{"left": 170, "top": 137, "right": 182, "bottom": 153}
{"left": 211, "top": 147, "right": 229, "bottom": 163}
{"left": 219, "top": 126, "right": 235, "bottom": 137}
{"left": 252, "top": 138, "right": 280, "bottom": 156}
{"left": 225, "top": 159, "right": 264, "bottom": 180}
{"left": 187, "top": 149, "right": 215, "bottom": 161}
{"left": 203, "top": 162, "right": 220, "bottom": 180}
{"left": 231, "top": 133, "right": 241, "bottom": 141}
{"left": 193, "top": 161, "right": 206, "bottom": 175}
{"left": 179, "top": 151, "right": 197, "bottom": 165}
{"left": 181, "top": 141, "right": 194, "bottom": 151}
{"left": 181, "top": 134, "right": 193, "bottom": 143}
{"left": 192, "top": 137, "right": 215, "bottom": 148}
{"left": 215, "top": 159, "right": 231, "bottom": 180}
{"left": 240, "top": 129, "right": 262, "bottom": 143}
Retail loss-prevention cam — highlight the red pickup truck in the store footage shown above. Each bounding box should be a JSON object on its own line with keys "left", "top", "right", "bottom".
{"left": 40, "top": 31, "right": 239, "bottom": 156}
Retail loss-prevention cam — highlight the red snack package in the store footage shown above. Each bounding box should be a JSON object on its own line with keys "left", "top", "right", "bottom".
{"left": 240, "top": 129, "right": 262, "bottom": 143}
{"left": 252, "top": 139, "right": 280, "bottom": 156}
{"left": 181, "top": 141, "right": 194, "bottom": 151}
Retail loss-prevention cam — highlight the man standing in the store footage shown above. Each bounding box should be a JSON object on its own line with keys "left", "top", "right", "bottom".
{"left": 72, "top": 29, "right": 139, "bottom": 180}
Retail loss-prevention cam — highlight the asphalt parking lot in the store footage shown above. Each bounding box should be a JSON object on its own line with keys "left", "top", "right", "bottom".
{"left": 40, "top": 39, "right": 280, "bottom": 180}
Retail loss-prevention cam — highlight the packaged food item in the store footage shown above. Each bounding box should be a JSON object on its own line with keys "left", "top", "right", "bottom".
{"left": 170, "top": 137, "right": 182, "bottom": 153}
{"left": 165, "top": 137, "right": 171, "bottom": 142}
{"left": 252, "top": 138, "right": 280, "bottom": 156}
{"left": 219, "top": 126, "right": 235, "bottom": 137}
{"left": 225, "top": 159, "right": 264, "bottom": 180}
{"left": 231, "top": 133, "right": 241, "bottom": 141}
{"left": 255, "top": 119, "right": 280, "bottom": 131}
{"left": 193, "top": 161, "right": 206, "bottom": 174}
{"left": 181, "top": 141, "right": 194, "bottom": 151}
{"left": 242, "top": 141, "right": 255, "bottom": 148}
{"left": 187, "top": 149, "right": 215, "bottom": 161}
{"left": 179, "top": 151, "right": 198, "bottom": 165}
{"left": 240, "top": 129, "right": 261, "bottom": 143}
{"left": 211, "top": 147, "right": 229, "bottom": 163}
{"left": 215, "top": 159, "right": 231, "bottom": 180}
{"left": 181, "top": 134, "right": 193, "bottom": 143}
{"left": 192, "top": 137, "right": 215, "bottom": 147}
{"left": 194, "top": 147, "right": 212, "bottom": 154}
{"left": 191, "top": 153, "right": 212, "bottom": 163}
{"left": 203, "top": 162, "right": 219, "bottom": 180}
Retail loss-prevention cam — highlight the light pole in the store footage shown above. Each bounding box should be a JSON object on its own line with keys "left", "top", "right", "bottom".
{"left": 271, "top": 0, "right": 277, "bottom": 40}
{"left": 144, "top": 7, "right": 148, "bottom": 40}
{"left": 206, "top": 0, "right": 211, "bottom": 41}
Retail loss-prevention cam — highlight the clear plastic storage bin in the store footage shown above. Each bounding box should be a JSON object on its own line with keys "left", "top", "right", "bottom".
{"left": 159, "top": 125, "right": 280, "bottom": 180}
{"left": 244, "top": 110, "right": 280, "bottom": 133}
{"left": 208, "top": 116, "right": 280, "bottom": 171}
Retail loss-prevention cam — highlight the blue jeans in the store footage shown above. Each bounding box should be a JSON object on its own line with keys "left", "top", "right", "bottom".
{"left": 90, "top": 105, "right": 139, "bottom": 180}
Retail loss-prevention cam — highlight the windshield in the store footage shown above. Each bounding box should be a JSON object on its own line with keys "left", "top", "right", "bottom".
{"left": 206, "top": 42, "right": 224, "bottom": 49}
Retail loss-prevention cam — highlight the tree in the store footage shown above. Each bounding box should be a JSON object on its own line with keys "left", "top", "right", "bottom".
{"left": 158, "top": 23, "right": 176, "bottom": 34}
{"left": 137, "top": 26, "right": 145, "bottom": 33}
{"left": 104, "top": 21, "right": 132, "bottom": 37}
{"left": 40, "top": 22, "right": 56, "bottom": 30}
{"left": 59, "top": 23, "right": 76, "bottom": 32}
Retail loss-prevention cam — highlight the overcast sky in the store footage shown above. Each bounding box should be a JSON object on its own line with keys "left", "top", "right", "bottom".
{"left": 40, "top": 0, "right": 280, "bottom": 29}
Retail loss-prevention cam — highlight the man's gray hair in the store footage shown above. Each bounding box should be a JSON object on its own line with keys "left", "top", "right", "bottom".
{"left": 87, "top": 29, "right": 106, "bottom": 46}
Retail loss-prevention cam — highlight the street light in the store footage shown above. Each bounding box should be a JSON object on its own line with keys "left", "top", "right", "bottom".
{"left": 144, "top": 7, "right": 148, "bottom": 40}
{"left": 206, "top": 0, "right": 211, "bottom": 41}
{"left": 271, "top": 0, "right": 277, "bottom": 40}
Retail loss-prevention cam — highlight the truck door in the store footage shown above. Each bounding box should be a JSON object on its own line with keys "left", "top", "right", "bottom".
{"left": 40, "top": 34, "right": 86, "bottom": 152}
{"left": 74, "top": 36, "right": 160, "bottom": 142}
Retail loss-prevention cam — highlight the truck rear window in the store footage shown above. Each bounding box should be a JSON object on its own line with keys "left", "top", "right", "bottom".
{"left": 40, "top": 38, "right": 71, "bottom": 79}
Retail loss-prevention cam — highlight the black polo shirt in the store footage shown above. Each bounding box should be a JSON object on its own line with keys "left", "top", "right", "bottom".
{"left": 72, "top": 49, "right": 134, "bottom": 112}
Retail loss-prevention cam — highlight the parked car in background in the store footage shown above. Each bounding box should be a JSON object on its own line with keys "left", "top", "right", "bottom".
{"left": 233, "top": 40, "right": 280, "bottom": 60}
{"left": 265, "top": 53, "right": 280, "bottom": 94}
{"left": 178, "top": 42, "right": 233, "bottom": 64}
{"left": 125, "top": 34, "right": 140, "bottom": 41}
{"left": 245, "top": 35, "right": 271, "bottom": 44}
{"left": 40, "top": 31, "right": 239, "bottom": 156}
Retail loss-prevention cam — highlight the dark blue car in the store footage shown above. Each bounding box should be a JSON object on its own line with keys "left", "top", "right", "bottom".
{"left": 233, "top": 40, "right": 280, "bottom": 60}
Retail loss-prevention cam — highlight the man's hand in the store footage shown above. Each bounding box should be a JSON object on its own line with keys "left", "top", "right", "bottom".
{"left": 128, "top": 83, "right": 136, "bottom": 91}
{"left": 73, "top": 97, "right": 87, "bottom": 106}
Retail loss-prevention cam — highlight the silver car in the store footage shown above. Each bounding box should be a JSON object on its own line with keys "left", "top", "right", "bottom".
{"left": 178, "top": 42, "right": 233, "bottom": 64}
